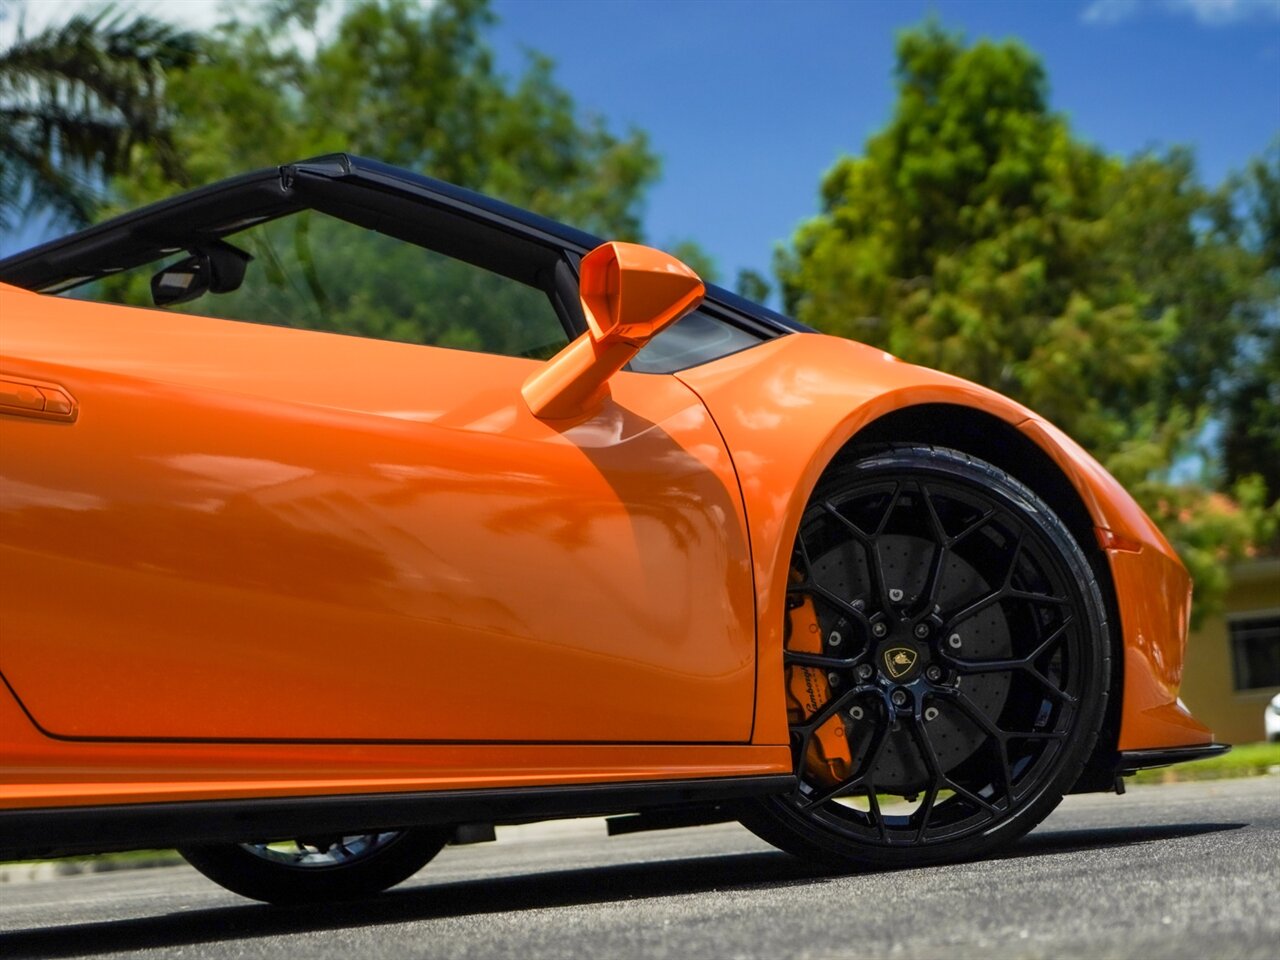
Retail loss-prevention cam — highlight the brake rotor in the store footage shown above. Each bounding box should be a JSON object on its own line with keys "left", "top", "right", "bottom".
{"left": 802, "top": 533, "right": 1013, "bottom": 792}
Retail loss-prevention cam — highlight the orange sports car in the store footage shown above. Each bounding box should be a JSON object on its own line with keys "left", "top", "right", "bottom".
{"left": 0, "top": 155, "right": 1225, "bottom": 903}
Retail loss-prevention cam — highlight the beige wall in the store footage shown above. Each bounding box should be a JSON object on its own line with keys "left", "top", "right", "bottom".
{"left": 1179, "top": 559, "right": 1280, "bottom": 746}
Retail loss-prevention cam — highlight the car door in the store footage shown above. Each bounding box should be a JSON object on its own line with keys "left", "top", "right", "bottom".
{"left": 0, "top": 208, "right": 756, "bottom": 743}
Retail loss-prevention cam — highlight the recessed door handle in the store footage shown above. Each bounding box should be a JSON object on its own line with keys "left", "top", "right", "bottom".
{"left": 0, "top": 376, "right": 78, "bottom": 422}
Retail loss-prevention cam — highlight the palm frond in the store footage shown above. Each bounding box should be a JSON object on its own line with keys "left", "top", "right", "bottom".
{"left": 0, "top": 2, "right": 199, "bottom": 229}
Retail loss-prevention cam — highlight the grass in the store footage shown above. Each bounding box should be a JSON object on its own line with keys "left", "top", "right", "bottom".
{"left": 1130, "top": 740, "right": 1280, "bottom": 784}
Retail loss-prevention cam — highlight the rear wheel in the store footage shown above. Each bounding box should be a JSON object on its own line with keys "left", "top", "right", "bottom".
{"left": 741, "top": 444, "right": 1110, "bottom": 867}
{"left": 180, "top": 827, "right": 450, "bottom": 903}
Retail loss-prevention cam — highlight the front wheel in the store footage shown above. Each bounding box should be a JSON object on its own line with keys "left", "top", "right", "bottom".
{"left": 741, "top": 444, "right": 1111, "bottom": 867}
{"left": 180, "top": 827, "right": 451, "bottom": 904}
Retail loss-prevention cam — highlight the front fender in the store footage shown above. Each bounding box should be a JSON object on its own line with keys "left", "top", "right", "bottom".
{"left": 676, "top": 333, "right": 1213, "bottom": 751}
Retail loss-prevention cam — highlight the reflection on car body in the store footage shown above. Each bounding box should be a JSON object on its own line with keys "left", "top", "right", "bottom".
{"left": 0, "top": 155, "right": 1227, "bottom": 903}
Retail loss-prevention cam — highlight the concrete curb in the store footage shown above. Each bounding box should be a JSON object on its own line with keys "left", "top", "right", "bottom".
{"left": 0, "top": 852, "right": 186, "bottom": 884}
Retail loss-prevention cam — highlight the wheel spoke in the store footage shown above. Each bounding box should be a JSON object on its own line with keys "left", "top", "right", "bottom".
{"left": 1027, "top": 617, "right": 1074, "bottom": 660}
{"left": 904, "top": 716, "right": 946, "bottom": 843}
{"left": 821, "top": 483, "right": 902, "bottom": 612}
{"left": 1003, "top": 532, "right": 1026, "bottom": 588}
{"left": 790, "top": 582, "right": 872, "bottom": 628}
{"left": 783, "top": 649, "right": 865, "bottom": 670}
{"left": 947, "top": 617, "right": 1074, "bottom": 675}
{"left": 942, "top": 779, "right": 1001, "bottom": 815}
{"left": 1006, "top": 589, "right": 1070, "bottom": 605}
{"left": 790, "top": 725, "right": 817, "bottom": 782}
{"left": 949, "top": 656, "right": 1027, "bottom": 675}
{"left": 820, "top": 499, "right": 870, "bottom": 542}
{"left": 917, "top": 541, "right": 947, "bottom": 614}
{"left": 939, "top": 531, "right": 1023, "bottom": 628}
{"left": 951, "top": 507, "right": 997, "bottom": 546}
{"left": 866, "top": 485, "right": 903, "bottom": 610}
{"left": 798, "top": 716, "right": 891, "bottom": 810}
{"left": 799, "top": 775, "right": 863, "bottom": 810}
{"left": 913, "top": 784, "right": 940, "bottom": 844}
{"left": 944, "top": 690, "right": 1014, "bottom": 805}
{"left": 1024, "top": 666, "right": 1078, "bottom": 704}
{"left": 864, "top": 783, "right": 889, "bottom": 842}
{"left": 919, "top": 481, "right": 948, "bottom": 544}
{"left": 941, "top": 588, "right": 1003, "bottom": 632}
{"left": 793, "top": 687, "right": 860, "bottom": 735}
{"left": 793, "top": 528, "right": 818, "bottom": 581}
{"left": 942, "top": 581, "right": 1069, "bottom": 637}
{"left": 945, "top": 688, "right": 1006, "bottom": 742}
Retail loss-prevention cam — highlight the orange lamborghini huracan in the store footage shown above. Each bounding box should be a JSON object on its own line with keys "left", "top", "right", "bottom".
{"left": 0, "top": 155, "right": 1225, "bottom": 903}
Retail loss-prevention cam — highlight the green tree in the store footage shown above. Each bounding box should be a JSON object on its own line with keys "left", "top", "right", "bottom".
{"left": 778, "top": 22, "right": 1277, "bottom": 615}
{"left": 89, "top": 0, "right": 664, "bottom": 363}
{"left": 735, "top": 268, "right": 771, "bottom": 303}
{"left": 116, "top": 0, "right": 657, "bottom": 240}
{"left": 1223, "top": 144, "right": 1280, "bottom": 509}
{"left": 0, "top": 0, "right": 196, "bottom": 230}
{"left": 667, "top": 240, "right": 720, "bottom": 284}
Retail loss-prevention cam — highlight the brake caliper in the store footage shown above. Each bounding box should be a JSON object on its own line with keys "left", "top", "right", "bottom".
{"left": 785, "top": 578, "right": 853, "bottom": 785}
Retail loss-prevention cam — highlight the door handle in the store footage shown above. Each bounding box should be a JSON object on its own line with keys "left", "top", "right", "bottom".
{"left": 0, "top": 376, "right": 78, "bottom": 422}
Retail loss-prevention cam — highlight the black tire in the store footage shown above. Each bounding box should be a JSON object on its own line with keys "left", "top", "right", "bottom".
{"left": 740, "top": 444, "right": 1110, "bottom": 868}
{"left": 179, "top": 827, "right": 451, "bottom": 904}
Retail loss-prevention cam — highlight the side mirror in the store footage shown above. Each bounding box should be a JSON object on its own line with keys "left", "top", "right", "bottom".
{"left": 522, "top": 241, "right": 704, "bottom": 420}
{"left": 151, "top": 241, "right": 252, "bottom": 307}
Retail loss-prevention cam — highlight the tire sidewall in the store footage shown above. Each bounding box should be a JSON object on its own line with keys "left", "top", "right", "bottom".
{"left": 742, "top": 444, "right": 1111, "bottom": 868}
{"left": 179, "top": 826, "right": 450, "bottom": 904}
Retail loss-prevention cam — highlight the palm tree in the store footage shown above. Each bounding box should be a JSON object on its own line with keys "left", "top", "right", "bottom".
{"left": 0, "top": 1, "right": 198, "bottom": 231}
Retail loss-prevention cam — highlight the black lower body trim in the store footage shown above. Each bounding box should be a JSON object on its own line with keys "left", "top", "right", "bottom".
{"left": 0, "top": 774, "right": 795, "bottom": 861}
{"left": 1116, "top": 743, "right": 1230, "bottom": 775}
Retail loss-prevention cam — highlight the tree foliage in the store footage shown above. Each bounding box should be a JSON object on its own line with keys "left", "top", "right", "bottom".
{"left": 778, "top": 23, "right": 1278, "bottom": 616}
{"left": 1222, "top": 144, "right": 1280, "bottom": 505}
{"left": 85, "top": 0, "right": 666, "bottom": 363}
{"left": 0, "top": 0, "right": 197, "bottom": 230}
{"left": 116, "top": 0, "right": 658, "bottom": 240}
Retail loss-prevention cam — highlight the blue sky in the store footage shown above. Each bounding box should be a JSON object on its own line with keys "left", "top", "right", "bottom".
{"left": 3, "top": 0, "right": 1278, "bottom": 296}
{"left": 488, "top": 0, "right": 1280, "bottom": 296}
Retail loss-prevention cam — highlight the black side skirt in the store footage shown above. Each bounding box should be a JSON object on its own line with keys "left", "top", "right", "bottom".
{"left": 0, "top": 774, "right": 795, "bottom": 861}
{"left": 1116, "top": 743, "right": 1231, "bottom": 775}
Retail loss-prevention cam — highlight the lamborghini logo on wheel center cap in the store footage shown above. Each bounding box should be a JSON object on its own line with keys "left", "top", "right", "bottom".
{"left": 883, "top": 647, "right": 918, "bottom": 680}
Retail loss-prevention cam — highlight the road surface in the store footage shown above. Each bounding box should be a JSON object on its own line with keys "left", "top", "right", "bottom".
{"left": 1, "top": 777, "right": 1276, "bottom": 959}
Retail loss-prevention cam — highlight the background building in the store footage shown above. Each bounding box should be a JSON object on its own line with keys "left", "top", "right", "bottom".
{"left": 1180, "top": 559, "right": 1280, "bottom": 745}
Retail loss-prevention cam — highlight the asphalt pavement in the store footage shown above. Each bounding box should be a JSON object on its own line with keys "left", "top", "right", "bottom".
{"left": 1, "top": 776, "right": 1276, "bottom": 959}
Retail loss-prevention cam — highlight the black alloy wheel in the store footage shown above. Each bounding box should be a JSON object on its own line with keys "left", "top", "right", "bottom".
{"left": 741, "top": 444, "right": 1110, "bottom": 867}
{"left": 180, "top": 826, "right": 451, "bottom": 904}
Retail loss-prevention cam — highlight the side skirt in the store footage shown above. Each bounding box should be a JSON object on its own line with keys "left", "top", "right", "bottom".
{"left": 0, "top": 774, "right": 795, "bottom": 861}
{"left": 1116, "top": 743, "right": 1230, "bottom": 775}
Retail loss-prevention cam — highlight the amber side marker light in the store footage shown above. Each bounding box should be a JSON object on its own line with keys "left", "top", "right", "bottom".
{"left": 1095, "top": 527, "right": 1144, "bottom": 554}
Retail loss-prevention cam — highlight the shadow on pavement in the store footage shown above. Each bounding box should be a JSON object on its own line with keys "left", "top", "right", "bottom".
{"left": 0, "top": 821, "right": 1244, "bottom": 959}
{"left": 1003, "top": 820, "right": 1246, "bottom": 859}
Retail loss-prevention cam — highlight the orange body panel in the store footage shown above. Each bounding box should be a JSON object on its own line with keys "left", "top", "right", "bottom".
{"left": 675, "top": 334, "right": 1213, "bottom": 754}
{"left": 0, "top": 284, "right": 777, "bottom": 809}
{"left": 0, "top": 279, "right": 1211, "bottom": 815}
{"left": 0, "top": 672, "right": 788, "bottom": 809}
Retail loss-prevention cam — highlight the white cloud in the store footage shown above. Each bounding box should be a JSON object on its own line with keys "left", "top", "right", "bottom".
{"left": 1082, "top": 0, "right": 1142, "bottom": 23}
{"left": 0, "top": 1, "right": 352, "bottom": 55}
{"left": 1, "top": 0, "right": 233, "bottom": 48}
{"left": 1082, "top": 0, "right": 1280, "bottom": 26}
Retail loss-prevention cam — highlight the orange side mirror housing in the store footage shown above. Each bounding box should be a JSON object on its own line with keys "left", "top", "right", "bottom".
{"left": 522, "top": 241, "right": 704, "bottom": 420}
